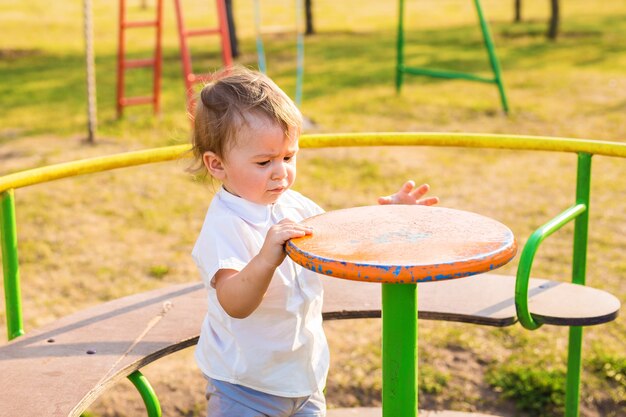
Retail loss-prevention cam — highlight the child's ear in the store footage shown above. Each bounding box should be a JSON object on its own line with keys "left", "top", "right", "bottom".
{"left": 203, "top": 152, "right": 226, "bottom": 180}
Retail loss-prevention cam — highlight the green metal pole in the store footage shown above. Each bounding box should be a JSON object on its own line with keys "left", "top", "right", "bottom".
{"left": 473, "top": 0, "right": 509, "bottom": 113}
{"left": 382, "top": 283, "right": 418, "bottom": 417}
{"left": 565, "top": 153, "right": 592, "bottom": 417}
{"left": 572, "top": 154, "right": 591, "bottom": 286}
{"left": 566, "top": 326, "right": 583, "bottom": 417}
{"left": 401, "top": 66, "right": 495, "bottom": 83}
{"left": 0, "top": 190, "right": 24, "bottom": 341}
{"left": 127, "top": 370, "right": 162, "bottom": 417}
{"left": 396, "top": 0, "right": 406, "bottom": 92}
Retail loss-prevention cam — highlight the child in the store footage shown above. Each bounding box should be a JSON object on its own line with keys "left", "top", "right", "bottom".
{"left": 190, "top": 66, "right": 438, "bottom": 417}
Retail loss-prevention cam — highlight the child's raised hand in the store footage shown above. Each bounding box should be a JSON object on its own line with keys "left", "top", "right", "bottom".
{"left": 378, "top": 180, "right": 439, "bottom": 206}
{"left": 259, "top": 218, "right": 313, "bottom": 268}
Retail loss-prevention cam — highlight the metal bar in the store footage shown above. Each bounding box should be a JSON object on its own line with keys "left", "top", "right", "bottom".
{"left": 1, "top": 190, "right": 24, "bottom": 340}
{"left": 565, "top": 152, "right": 592, "bottom": 417}
{"left": 184, "top": 28, "right": 221, "bottom": 37}
{"left": 121, "top": 96, "right": 155, "bottom": 106}
{"left": 124, "top": 58, "right": 157, "bottom": 69}
{"left": 382, "top": 283, "right": 417, "bottom": 417}
{"left": 0, "top": 145, "right": 189, "bottom": 193}
{"left": 515, "top": 203, "right": 587, "bottom": 330}
{"left": 173, "top": 0, "right": 195, "bottom": 106}
{"left": 153, "top": 0, "right": 163, "bottom": 114}
{"left": 572, "top": 153, "right": 592, "bottom": 287}
{"left": 123, "top": 20, "right": 159, "bottom": 29}
{"left": 297, "top": 133, "right": 626, "bottom": 158}
{"left": 116, "top": 0, "right": 126, "bottom": 118}
{"left": 473, "top": 0, "right": 509, "bottom": 112}
{"left": 189, "top": 73, "right": 215, "bottom": 84}
{"left": 400, "top": 66, "right": 495, "bottom": 83}
{"left": 394, "top": 0, "right": 508, "bottom": 111}
{"left": 127, "top": 371, "right": 162, "bottom": 417}
{"left": 566, "top": 326, "right": 583, "bottom": 417}
{"left": 117, "top": 0, "right": 162, "bottom": 116}
{"left": 395, "top": 0, "right": 405, "bottom": 92}
{"left": 2, "top": 134, "right": 626, "bottom": 195}
{"left": 216, "top": 0, "right": 233, "bottom": 68}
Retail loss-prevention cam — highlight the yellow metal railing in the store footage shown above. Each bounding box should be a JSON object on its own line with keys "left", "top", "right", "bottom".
{"left": 2, "top": 133, "right": 626, "bottom": 195}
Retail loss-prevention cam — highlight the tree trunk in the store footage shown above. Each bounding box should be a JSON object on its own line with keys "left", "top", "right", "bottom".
{"left": 514, "top": 0, "right": 522, "bottom": 22}
{"left": 547, "top": 0, "right": 560, "bottom": 40}
{"left": 305, "top": 0, "right": 314, "bottom": 35}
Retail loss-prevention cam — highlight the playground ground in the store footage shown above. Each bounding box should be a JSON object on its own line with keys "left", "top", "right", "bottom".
{"left": 0, "top": 1, "right": 625, "bottom": 416}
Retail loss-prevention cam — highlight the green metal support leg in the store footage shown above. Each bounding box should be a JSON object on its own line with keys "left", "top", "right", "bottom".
{"left": 1, "top": 190, "right": 24, "bottom": 341}
{"left": 566, "top": 326, "right": 583, "bottom": 417}
{"left": 128, "top": 370, "right": 162, "bottom": 417}
{"left": 565, "top": 153, "right": 592, "bottom": 417}
{"left": 382, "top": 283, "right": 418, "bottom": 417}
{"left": 396, "top": 0, "right": 406, "bottom": 92}
{"left": 473, "top": 0, "right": 509, "bottom": 113}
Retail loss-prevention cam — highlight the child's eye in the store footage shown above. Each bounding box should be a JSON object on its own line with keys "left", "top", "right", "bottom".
{"left": 284, "top": 155, "right": 293, "bottom": 162}
{"left": 256, "top": 161, "right": 270, "bottom": 166}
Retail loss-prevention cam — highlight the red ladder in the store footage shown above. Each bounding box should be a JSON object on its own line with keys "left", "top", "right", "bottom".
{"left": 116, "top": 0, "right": 164, "bottom": 118}
{"left": 173, "top": 0, "right": 233, "bottom": 111}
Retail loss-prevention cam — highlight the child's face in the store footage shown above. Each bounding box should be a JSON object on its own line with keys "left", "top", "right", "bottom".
{"left": 205, "top": 114, "right": 298, "bottom": 205}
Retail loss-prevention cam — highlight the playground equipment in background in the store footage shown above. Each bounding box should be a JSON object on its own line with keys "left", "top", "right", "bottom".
{"left": 173, "top": 0, "right": 233, "bottom": 110}
{"left": 116, "top": 0, "right": 164, "bottom": 117}
{"left": 116, "top": 0, "right": 232, "bottom": 116}
{"left": 396, "top": 0, "right": 509, "bottom": 113}
{"left": 253, "top": 0, "right": 305, "bottom": 107}
{"left": 116, "top": 0, "right": 510, "bottom": 117}
{"left": 1, "top": 133, "right": 623, "bottom": 417}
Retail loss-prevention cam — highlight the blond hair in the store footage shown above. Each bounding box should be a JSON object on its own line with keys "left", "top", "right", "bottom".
{"left": 191, "top": 66, "right": 302, "bottom": 174}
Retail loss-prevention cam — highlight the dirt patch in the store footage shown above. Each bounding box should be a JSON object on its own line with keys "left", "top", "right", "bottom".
{"left": 0, "top": 48, "right": 42, "bottom": 61}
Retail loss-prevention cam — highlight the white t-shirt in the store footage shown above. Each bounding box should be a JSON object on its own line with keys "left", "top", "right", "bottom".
{"left": 192, "top": 187, "right": 329, "bottom": 397}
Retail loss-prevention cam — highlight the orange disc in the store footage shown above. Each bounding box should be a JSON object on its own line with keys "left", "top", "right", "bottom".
{"left": 286, "top": 205, "right": 517, "bottom": 283}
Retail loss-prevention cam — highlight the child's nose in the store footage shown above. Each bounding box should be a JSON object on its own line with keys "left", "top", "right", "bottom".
{"left": 271, "top": 161, "right": 288, "bottom": 179}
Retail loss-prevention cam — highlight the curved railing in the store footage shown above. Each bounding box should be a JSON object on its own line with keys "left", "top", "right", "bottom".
{"left": 1, "top": 133, "right": 625, "bottom": 195}
{"left": 2, "top": 132, "right": 625, "bottom": 417}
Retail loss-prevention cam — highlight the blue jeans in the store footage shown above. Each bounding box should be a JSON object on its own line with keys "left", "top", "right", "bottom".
{"left": 205, "top": 377, "right": 326, "bottom": 417}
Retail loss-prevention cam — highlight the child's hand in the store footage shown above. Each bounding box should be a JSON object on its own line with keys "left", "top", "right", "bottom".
{"left": 259, "top": 218, "right": 313, "bottom": 268}
{"left": 214, "top": 219, "right": 312, "bottom": 319}
{"left": 378, "top": 180, "right": 439, "bottom": 206}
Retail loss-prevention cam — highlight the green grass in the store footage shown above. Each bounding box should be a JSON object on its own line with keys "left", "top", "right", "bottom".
{"left": 486, "top": 363, "right": 567, "bottom": 416}
{"left": 1, "top": 0, "right": 625, "bottom": 416}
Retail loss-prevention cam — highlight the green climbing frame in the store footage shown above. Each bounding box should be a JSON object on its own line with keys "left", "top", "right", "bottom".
{"left": 396, "top": 0, "right": 509, "bottom": 112}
